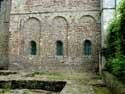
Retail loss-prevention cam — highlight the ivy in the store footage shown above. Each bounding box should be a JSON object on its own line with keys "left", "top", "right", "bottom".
{"left": 105, "top": 0, "right": 125, "bottom": 81}
{"left": 118, "top": 0, "right": 125, "bottom": 15}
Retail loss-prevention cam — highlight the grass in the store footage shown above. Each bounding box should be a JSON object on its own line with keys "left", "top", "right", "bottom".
{"left": 2, "top": 89, "right": 11, "bottom": 94}
{"left": 94, "top": 87, "right": 111, "bottom": 94}
{"left": 31, "top": 72, "right": 90, "bottom": 81}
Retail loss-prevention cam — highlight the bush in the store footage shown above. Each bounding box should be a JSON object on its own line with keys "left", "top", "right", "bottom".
{"left": 105, "top": 0, "right": 125, "bottom": 81}
{"left": 106, "top": 17, "right": 122, "bottom": 59}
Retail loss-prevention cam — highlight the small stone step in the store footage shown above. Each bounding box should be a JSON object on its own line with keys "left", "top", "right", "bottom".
{"left": 0, "top": 70, "right": 17, "bottom": 76}
{"left": 0, "top": 80, "right": 66, "bottom": 93}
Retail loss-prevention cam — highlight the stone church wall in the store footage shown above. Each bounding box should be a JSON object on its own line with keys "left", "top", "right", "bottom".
{"left": 9, "top": 0, "right": 101, "bottom": 72}
{"left": 0, "top": 0, "right": 11, "bottom": 69}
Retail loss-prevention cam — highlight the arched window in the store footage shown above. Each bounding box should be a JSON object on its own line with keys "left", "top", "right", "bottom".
{"left": 84, "top": 40, "right": 92, "bottom": 56}
{"left": 31, "top": 41, "right": 37, "bottom": 55}
{"left": 56, "top": 41, "right": 63, "bottom": 56}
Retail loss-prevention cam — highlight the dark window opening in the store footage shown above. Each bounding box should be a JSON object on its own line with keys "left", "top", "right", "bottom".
{"left": 31, "top": 41, "right": 37, "bottom": 55}
{"left": 0, "top": 0, "right": 3, "bottom": 13}
{"left": 84, "top": 40, "right": 92, "bottom": 56}
{"left": 56, "top": 41, "right": 63, "bottom": 56}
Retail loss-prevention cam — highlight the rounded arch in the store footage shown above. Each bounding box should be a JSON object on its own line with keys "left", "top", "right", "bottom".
{"left": 84, "top": 40, "right": 92, "bottom": 56}
{"left": 52, "top": 16, "right": 68, "bottom": 32}
{"left": 53, "top": 16, "right": 68, "bottom": 24}
{"left": 23, "top": 17, "right": 41, "bottom": 32}
{"left": 79, "top": 15, "right": 96, "bottom": 23}
{"left": 79, "top": 15, "right": 97, "bottom": 32}
{"left": 24, "top": 17, "right": 41, "bottom": 24}
{"left": 56, "top": 40, "right": 63, "bottom": 45}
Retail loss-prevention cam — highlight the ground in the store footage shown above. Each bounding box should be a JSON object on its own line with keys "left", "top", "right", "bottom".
{"left": 0, "top": 71, "right": 112, "bottom": 94}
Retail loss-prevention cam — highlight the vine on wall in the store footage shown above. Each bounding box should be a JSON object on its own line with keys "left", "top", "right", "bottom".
{"left": 105, "top": 0, "right": 125, "bottom": 81}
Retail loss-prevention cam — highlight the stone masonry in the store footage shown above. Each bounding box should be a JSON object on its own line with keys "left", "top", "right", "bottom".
{"left": 0, "top": 0, "right": 11, "bottom": 69}
{"left": 8, "top": 0, "right": 101, "bottom": 72}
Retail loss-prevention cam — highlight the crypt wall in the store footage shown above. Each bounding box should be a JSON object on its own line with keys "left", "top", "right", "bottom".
{"left": 9, "top": 0, "right": 101, "bottom": 72}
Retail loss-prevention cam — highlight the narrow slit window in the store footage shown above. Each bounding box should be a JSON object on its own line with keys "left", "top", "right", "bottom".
{"left": 84, "top": 40, "right": 92, "bottom": 56}
{"left": 31, "top": 41, "right": 37, "bottom": 55}
{"left": 56, "top": 41, "right": 63, "bottom": 56}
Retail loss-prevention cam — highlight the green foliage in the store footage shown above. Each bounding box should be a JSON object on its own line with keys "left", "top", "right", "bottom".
{"left": 2, "top": 88, "right": 11, "bottom": 94}
{"left": 118, "top": 0, "right": 125, "bottom": 14}
{"left": 106, "top": 17, "right": 122, "bottom": 59}
{"left": 105, "top": 0, "right": 125, "bottom": 81}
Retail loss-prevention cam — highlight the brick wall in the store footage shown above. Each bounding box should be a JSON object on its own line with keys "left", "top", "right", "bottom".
{"left": 9, "top": 0, "right": 101, "bottom": 72}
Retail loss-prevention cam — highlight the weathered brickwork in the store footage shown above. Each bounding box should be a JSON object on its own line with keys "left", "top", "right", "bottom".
{"left": 8, "top": 0, "right": 101, "bottom": 72}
